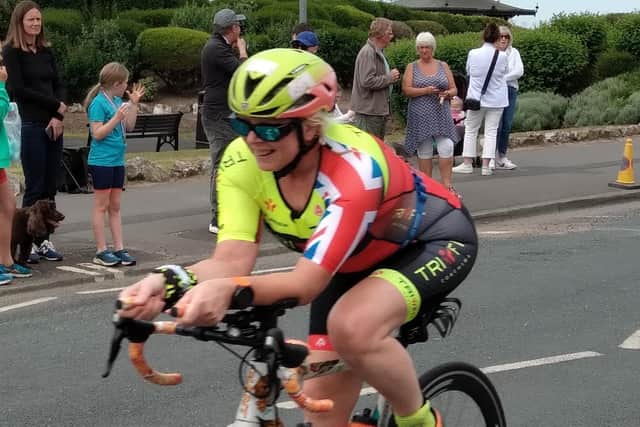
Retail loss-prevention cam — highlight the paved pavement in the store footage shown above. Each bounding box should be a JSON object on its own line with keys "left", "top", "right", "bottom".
{"left": 2, "top": 135, "right": 640, "bottom": 295}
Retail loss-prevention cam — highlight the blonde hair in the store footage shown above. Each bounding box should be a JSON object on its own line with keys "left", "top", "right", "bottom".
{"left": 499, "top": 26, "right": 513, "bottom": 48}
{"left": 83, "top": 62, "right": 130, "bottom": 110}
{"left": 4, "top": 1, "right": 49, "bottom": 51}
{"left": 369, "top": 17, "right": 392, "bottom": 39}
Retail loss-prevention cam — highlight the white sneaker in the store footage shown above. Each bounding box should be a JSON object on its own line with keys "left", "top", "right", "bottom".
{"left": 481, "top": 167, "right": 493, "bottom": 176}
{"left": 496, "top": 157, "right": 517, "bottom": 170}
{"left": 208, "top": 224, "right": 219, "bottom": 234}
{"left": 489, "top": 159, "right": 495, "bottom": 170}
{"left": 452, "top": 163, "right": 473, "bottom": 174}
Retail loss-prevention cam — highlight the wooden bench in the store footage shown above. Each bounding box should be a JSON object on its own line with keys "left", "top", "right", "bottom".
{"left": 86, "top": 112, "right": 184, "bottom": 152}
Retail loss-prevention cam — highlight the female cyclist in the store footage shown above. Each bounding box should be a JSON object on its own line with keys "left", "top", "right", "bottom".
{"left": 119, "top": 49, "right": 478, "bottom": 427}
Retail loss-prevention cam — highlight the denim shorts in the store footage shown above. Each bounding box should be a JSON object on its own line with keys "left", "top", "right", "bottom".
{"left": 89, "top": 165, "right": 125, "bottom": 190}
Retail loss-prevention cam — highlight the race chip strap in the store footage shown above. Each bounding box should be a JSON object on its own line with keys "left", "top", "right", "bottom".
{"left": 153, "top": 265, "right": 198, "bottom": 309}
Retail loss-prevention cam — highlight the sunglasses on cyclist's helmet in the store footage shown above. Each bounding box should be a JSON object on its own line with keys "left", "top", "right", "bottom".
{"left": 231, "top": 116, "right": 298, "bottom": 142}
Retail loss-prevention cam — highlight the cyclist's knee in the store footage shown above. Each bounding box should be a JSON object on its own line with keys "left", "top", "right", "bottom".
{"left": 327, "top": 310, "right": 375, "bottom": 356}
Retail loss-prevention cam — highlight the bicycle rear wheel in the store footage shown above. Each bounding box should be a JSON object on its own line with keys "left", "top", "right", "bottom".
{"left": 388, "top": 361, "right": 506, "bottom": 427}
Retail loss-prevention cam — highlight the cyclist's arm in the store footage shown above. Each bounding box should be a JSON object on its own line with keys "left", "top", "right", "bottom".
{"left": 188, "top": 239, "right": 258, "bottom": 280}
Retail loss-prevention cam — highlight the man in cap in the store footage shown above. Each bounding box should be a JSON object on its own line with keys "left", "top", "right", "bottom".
{"left": 291, "top": 30, "right": 319, "bottom": 53}
{"left": 201, "top": 8, "right": 248, "bottom": 234}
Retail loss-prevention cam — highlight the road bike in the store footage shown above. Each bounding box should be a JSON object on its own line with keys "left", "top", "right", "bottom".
{"left": 103, "top": 292, "right": 506, "bottom": 426}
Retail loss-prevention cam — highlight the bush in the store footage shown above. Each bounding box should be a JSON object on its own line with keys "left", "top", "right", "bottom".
{"left": 118, "top": 9, "right": 177, "bottom": 27}
{"left": 391, "top": 21, "right": 414, "bottom": 41}
{"left": 317, "top": 27, "right": 369, "bottom": 87}
{"left": 0, "top": 0, "right": 20, "bottom": 38}
{"left": 137, "top": 76, "right": 158, "bottom": 102}
{"left": 249, "top": 3, "right": 298, "bottom": 34}
{"left": 113, "top": 18, "right": 149, "bottom": 46}
{"left": 329, "top": 5, "right": 374, "bottom": 30}
{"left": 511, "top": 91, "right": 569, "bottom": 132}
{"left": 136, "top": 27, "right": 209, "bottom": 91}
{"left": 62, "top": 20, "right": 133, "bottom": 101}
{"left": 516, "top": 29, "right": 588, "bottom": 95}
{"left": 595, "top": 49, "right": 639, "bottom": 79}
{"left": 610, "top": 13, "right": 640, "bottom": 59}
{"left": 563, "top": 71, "right": 640, "bottom": 127}
{"left": 42, "top": 8, "right": 83, "bottom": 36}
{"left": 547, "top": 13, "right": 608, "bottom": 65}
{"left": 435, "top": 32, "right": 482, "bottom": 74}
{"left": 406, "top": 20, "right": 448, "bottom": 36}
{"left": 171, "top": 1, "right": 215, "bottom": 33}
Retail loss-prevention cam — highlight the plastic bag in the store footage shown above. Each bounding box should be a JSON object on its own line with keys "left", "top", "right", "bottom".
{"left": 5, "top": 102, "right": 21, "bottom": 163}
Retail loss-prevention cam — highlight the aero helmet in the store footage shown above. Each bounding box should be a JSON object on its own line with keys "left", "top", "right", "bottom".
{"left": 228, "top": 48, "right": 337, "bottom": 119}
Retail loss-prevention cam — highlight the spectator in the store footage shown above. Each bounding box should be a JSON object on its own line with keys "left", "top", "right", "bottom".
{"left": 291, "top": 22, "right": 313, "bottom": 40}
{"left": 291, "top": 31, "right": 319, "bottom": 53}
{"left": 351, "top": 17, "right": 400, "bottom": 140}
{"left": 452, "top": 23, "right": 508, "bottom": 176}
{"left": 2, "top": 0, "right": 66, "bottom": 263}
{"left": 0, "top": 60, "right": 32, "bottom": 285}
{"left": 200, "top": 8, "right": 248, "bottom": 234}
{"left": 495, "top": 25, "right": 523, "bottom": 170}
{"left": 84, "top": 62, "right": 144, "bottom": 267}
{"left": 450, "top": 96, "right": 466, "bottom": 146}
{"left": 402, "top": 32, "right": 458, "bottom": 193}
{"left": 333, "top": 84, "right": 355, "bottom": 123}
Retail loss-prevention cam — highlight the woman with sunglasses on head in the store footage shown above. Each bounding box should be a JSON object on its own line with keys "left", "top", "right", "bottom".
{"left": 494, "top": 26, "right": 523, "bottom": 170}
{"left": 119, "top": 49, "right": 478, "bottom": 427}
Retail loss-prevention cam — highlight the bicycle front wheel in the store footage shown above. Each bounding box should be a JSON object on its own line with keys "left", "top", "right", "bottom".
{"left": 388, "top": 361, "right": 506, "bottom": 427}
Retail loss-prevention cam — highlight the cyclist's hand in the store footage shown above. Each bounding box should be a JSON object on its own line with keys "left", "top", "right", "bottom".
{"left": 173, "top": 278, "right": 236, "bottom": 326}
{"left": 118, "top": 273, "right": 166, "bottom": 320}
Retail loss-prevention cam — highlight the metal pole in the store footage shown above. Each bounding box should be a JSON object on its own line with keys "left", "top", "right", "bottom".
{"left": 299, "top": 0, "right": 307, "bottom": 23}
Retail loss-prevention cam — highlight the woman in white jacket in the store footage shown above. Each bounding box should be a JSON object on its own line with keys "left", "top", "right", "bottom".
{"left": 453, "top": 23, "right": 508, "bottom": 176}
{"left": 495, "top": 25, "right": 524, "bottom": 170}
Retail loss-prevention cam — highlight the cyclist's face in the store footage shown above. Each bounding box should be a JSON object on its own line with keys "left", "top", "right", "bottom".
{"left": 234, "top": 116, "right": 302, "bottom": 171}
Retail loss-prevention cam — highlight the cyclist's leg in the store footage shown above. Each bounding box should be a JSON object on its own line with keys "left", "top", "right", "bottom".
{"left": 304, "top": 272, "right": 366, "bottom": 426}
{"left": 328, "top": 205, "right": 478, "bottom": 426}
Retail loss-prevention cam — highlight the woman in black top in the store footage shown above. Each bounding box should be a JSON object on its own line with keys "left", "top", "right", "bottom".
{"left": 3, "top": 0, "right": 66, "bottom": 262}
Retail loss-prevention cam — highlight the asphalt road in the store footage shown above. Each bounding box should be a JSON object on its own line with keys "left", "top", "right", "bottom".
{"left": 2, "top": 201, "right": 640, "bottom": 426}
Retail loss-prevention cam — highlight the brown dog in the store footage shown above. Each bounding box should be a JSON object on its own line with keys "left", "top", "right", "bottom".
{"left": 11, "top": 200, "right": 65, "bottom": 265}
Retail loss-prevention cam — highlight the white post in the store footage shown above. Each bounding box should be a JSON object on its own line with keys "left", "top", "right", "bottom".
{"left": 299, "top": 0, "right": 307, "bottom": 23}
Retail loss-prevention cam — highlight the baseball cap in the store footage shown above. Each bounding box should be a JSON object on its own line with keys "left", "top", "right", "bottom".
{"left": 294, "top": 31, "right": 319, "bottom": 48}
{"left": 213, "top": 8, "right": 246, "bottom": 31}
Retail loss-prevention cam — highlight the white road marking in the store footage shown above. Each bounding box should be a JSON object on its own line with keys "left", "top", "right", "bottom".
{"left": 478, "top": 230, "right": 514, "bottom": 235}
{"left": 481, "top": 351, "right": 603, "bottom": 374}
{"left": 620, "top": 329, "right": 640, "bottom": 349}
{"left": 0, "top": 297, "right": 58, "bottom": 313}
{"left": 78, "top": 263, "right": 125, "bottom": 279}
{"left": 276, "top": 352, "right": 604, "bottom": 410}
{"left": 57, "top": 266, "right": 104, "bottom": 276}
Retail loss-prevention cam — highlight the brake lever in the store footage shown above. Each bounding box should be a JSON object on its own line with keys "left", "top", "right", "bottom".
{"left": 102, "top": 323, "right": 125, "bottom": 378}
{"left": 102, "top": 312, "right": 155, "bottom": 378}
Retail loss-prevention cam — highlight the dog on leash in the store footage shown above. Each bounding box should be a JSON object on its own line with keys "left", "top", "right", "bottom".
{"left": 11, "top": 200, "right": 65, "bottom": 265}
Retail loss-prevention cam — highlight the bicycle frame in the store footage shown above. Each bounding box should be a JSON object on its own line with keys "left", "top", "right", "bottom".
{"left": 103, "top": 297, "right": 462, "bottom": 426}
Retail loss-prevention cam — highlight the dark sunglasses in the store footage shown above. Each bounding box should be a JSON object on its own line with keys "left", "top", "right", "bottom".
{"left": 231, "top": 116, "right": 297, "bottom": 142}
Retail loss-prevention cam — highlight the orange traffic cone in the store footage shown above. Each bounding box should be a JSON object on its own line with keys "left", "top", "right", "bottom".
{"left": 609, "top": 138, "right": 640, "bottom": 189}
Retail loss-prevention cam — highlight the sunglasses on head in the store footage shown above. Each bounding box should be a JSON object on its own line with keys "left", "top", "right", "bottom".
{"left": 231, "top": 116, "right": 298, "bottom": 142}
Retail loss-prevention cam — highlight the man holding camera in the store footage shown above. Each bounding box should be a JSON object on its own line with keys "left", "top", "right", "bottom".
{"left": 200, "top": 8, "right": 248, "bottom": 234}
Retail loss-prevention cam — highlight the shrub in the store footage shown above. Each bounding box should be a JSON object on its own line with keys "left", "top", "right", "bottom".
{"left": 113, "top": 18, "right": 149, "bottom": 46}
{"left": 137, "top": 76, "right": 158, "bottom": 102}
{"left": 516, "top": 29, "right": 588, "bottom": 95}
{"left": 136, "top": 27, "right": 209, "bottom": 91}
{"left": 547, "top": 13, "right": 608, "bottom": 65}
{"left": 610, "top": 13, "right": 640, "bottom": 59}
{"left": 62, "top": 20, "right": 133, "bottom": 101}
{"left": 171, "top": 1, "right": 215, "bottom": 33}
{"left": 0, "top": 0, "right": 20, "bottom": 38}
{"left": 595, "top": 49, "right": 639, "bottom": 80}
{"left": 391, "top": 21, "right": 414, "bottom": 41}
{"left": 435, "top": 32, "right": 482, "bottom": 74}
{"left": 511, "top": 91, "right": 569, "bottom": 132}
{"left": 317, "top": 27, "right": 369, "bottom": 88}
{"left": 250, "top": 3, "right": 298, "bottom": 34}
{"left": 329, "top": 5, "right": 374, "bottom": 30}
{"left": 406, "top": 20, "right": 448, "bottom": 36}
{"left": 563, "top": 71, "right": 640, "bottom": 127}
{"left": 118, "top": 9, "right": 177, "bottom": 27}
{"left": 42, "top": 8, "right": 83, "bottom": 36}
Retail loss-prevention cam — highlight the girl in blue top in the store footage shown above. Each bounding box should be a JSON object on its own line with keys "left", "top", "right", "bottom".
{"left": 84, "top": 62, "right": 144, "bottom": 266}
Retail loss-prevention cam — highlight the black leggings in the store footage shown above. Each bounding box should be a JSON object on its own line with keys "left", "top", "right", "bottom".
{"left": 309, "top": 205, "right": 478, "bottom": 338}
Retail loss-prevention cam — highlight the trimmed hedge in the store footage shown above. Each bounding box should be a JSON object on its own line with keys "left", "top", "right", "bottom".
{"left": 406, "top": 20, "right": 448, "bottom": 36}
{"left": 136, "top": 27, "right": 209, "bottom": 91}
{"left": 42, "top": 8, "right": 83, "bottom": 36}
{"left": 329, "top": 5, "right": 374, "bottom": 30}
{"left": 511, "top": 91, "right": 568, "bottom": 132}
{"left": 515, "top": 29, "right": 588, "bottom": 94}
{"left": 563, "top": 71, "right": 640, "bottom": 127}
{"left": 391, "top": 21, "right": 414, "bottom": 41}
{"left": 118, "top": 9, "right": 177, "bottom": 27}
{"left": 170, "top": 2, "right": 215, "bottom": 33}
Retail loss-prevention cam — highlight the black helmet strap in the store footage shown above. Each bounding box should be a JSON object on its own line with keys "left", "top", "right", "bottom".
{"left": 274, "top": 121, "right": 318, "bottom": 179}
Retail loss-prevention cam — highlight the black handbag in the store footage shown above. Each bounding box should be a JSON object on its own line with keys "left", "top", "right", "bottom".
{"left": 463, "top": 49, "right": 499, "bottom": 111}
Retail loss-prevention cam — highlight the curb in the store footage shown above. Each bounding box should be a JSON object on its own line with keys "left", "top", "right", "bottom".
{"left": 2, "top": 190, "right": 639, "bottom": 297}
